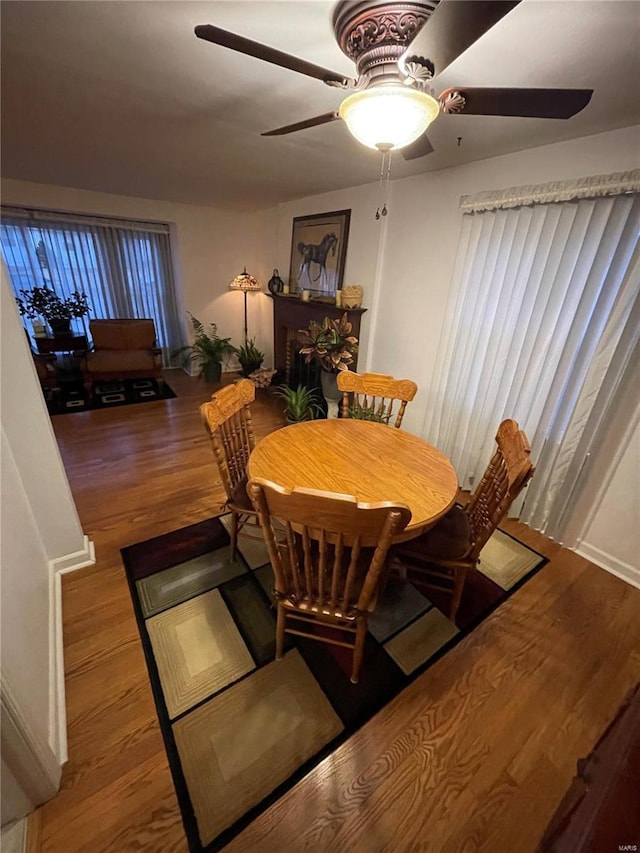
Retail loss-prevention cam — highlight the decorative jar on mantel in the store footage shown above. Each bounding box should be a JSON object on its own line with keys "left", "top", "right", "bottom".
{"left": 341, "top": 284, "right": 363, "bottom": 309}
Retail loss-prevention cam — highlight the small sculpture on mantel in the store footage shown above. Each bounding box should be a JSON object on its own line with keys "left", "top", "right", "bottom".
{"left": 267, "top": 269, "right": 285, "bottom": 294}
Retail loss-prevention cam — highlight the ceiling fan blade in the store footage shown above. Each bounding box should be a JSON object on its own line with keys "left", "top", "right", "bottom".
{"left": 195, "top": 25, "right": 352, "bottom": 86}
{"left": 404, "top": 1, "right": 521, "bottom": 77}
{"left": 262, "top": 112, "right": 341, "bottom": 137}
{"left": 440, "top": 87, "right": 593, "bottom": 118}
{"left": 401, "top": 133, "right": 435, "bottom": 160}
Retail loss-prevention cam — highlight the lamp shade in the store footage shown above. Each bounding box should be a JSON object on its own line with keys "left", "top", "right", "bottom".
{"left": 229, "top": 267, "right": 261, "bottom": 292}
{"left": 338, "top": 86, "right": 440, "bottom": 152}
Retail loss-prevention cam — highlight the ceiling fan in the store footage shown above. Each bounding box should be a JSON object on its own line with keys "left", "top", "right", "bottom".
{"left": 195, "top": 0, "right": 593, "bottom": 160}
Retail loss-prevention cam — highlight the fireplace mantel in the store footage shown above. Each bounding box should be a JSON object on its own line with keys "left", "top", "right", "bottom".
{"left": 270, "top": 294, "right": 367, "bottom": 384}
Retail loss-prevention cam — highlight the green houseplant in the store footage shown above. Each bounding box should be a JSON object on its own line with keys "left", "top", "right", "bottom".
{"left": 173, "top": 313, "right": 235, "bottom": 383}
{"left": 274, "top": 384, "right": 323, "bottom": 424}
{"left": 298, "top": 312, "right": 359, "bottom": 417}
{"left": 348, "top": 402, "right": 386, "bottom": 422}
{"left": 16, "top": 286, "right": 90, "bottom": 335}
{"left": 298, "top": 312, "right": 358, "bottom": 373}
{"left": 236, "top": 338, "right": 265, "bottom": 377}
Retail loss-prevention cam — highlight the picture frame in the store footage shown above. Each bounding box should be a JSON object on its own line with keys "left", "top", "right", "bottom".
{"left": 288, "top": 209, "right": 351, "bottom": 297}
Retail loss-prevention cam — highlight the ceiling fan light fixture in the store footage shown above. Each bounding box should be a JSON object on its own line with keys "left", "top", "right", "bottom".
{"left": 338, "top": 86, "right": 440, "bottom": 152}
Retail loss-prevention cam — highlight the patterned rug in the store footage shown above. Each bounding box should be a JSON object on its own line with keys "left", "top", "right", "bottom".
{"left": 122, "top": 516, "right": 546, "bottom": 852}
{"left": 46, "top": 377, "right": 176, "bottom": 415}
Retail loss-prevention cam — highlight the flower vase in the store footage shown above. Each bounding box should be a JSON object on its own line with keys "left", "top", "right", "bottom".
{"left": 49, "top": 319, "right": 71, "bottom": 336}
{"left": 320, "top": 369, "right": 341, "bottom": 419}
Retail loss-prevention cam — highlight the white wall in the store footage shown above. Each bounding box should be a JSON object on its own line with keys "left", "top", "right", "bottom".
{"left": 376, "top": 125, "right": 640, "bottom": 435}
{"left": 272, "top": 126, "right": 639, "bottom": 434}
{"left": 274, "top": 181, "right": 389, "bottom": 368}
{"left": 1, "top": 262, "right": 90, "bottom": 817}
{"left": 569, "top": 347, "right": 640, "bottom": 586}
{"left": 1, "top": 265, "right": 87, "bottom": 566}
{"left": 0, "top": 179, "right": 276, "bottom": 366}
{"left": 577, "top": 418, "right": 640, "bottom": 585}
{"left": 1, "top": 428, "right": 52, "bottom": 749}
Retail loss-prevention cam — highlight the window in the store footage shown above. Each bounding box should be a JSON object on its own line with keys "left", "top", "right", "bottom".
{"left": 1, "top": 208, "right": 185, "bottom": 365}
{"left": 424, "top": 175, "right": 639, "bottom": 543}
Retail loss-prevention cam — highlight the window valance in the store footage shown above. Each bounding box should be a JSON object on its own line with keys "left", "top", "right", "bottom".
{"left": 460, "top": 169, "right": 640, "bottom": 213}
{"left": 0, "top": 205, "right": 170, "bottom": 235}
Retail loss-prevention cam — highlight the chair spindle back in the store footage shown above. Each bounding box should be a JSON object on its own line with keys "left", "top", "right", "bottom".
{"left": 466, "top": 419, "right": 534, "bottom": 557}
{"left": 249, "top": 480, "right": 411, "bottom": 617}
{"left": 200, "top": 379, "right": 256, "bottom": 500}
{"left": 337, "top": 371, "right": 418, "bottom": 428}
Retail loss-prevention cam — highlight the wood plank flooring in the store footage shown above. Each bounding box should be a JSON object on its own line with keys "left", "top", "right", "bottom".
{"left": 33, "top": 370, "right": 640, "bottom": 852}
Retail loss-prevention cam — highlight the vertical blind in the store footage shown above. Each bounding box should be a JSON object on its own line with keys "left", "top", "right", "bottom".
{"left": 424, "top": 191, "right": 639, "bottom": 543}
{"left": 1, "top": 209, "right": 185, "bottom": 366}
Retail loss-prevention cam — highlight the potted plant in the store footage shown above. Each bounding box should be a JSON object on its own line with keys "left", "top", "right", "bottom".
{"left": 16, "top": 286, "right": 90, "bottom": 336}
{"left": 274, "top": 384, "right": 323, "bottom": 424}
{"left": 298, "top": 312, "right": 358, "bottom": 417}
{"left": 173, "top": 313, "right": 235, "bottom": 383}
{"left": 236, "top": 338, "right": 265, "bottom": 377}
{"left": 348, "top": 402, "right": 386, "bottom": 422}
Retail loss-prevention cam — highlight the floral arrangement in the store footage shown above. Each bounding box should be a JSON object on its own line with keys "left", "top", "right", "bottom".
{"left": 16, "top": 286, "right": 90, "bottom": 322}
{"left": 298, "top": 312, "right": 358, "bottom": 373}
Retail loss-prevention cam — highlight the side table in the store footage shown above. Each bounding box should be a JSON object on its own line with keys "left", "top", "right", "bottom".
{"left": 36, "top": 334, "right": 88, "bottom": 355}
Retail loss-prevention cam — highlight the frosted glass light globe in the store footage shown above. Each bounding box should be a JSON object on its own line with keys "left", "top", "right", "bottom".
{"left": 339, "top": 87, "right": 440, "bottom": 151}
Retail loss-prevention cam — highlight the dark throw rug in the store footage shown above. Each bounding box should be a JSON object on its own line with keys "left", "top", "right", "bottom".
{"left": 46, "top": 377, "right": 176, "bottom": 415}
{"left": 121, "top": 516, "right": 546, "bottom": 852}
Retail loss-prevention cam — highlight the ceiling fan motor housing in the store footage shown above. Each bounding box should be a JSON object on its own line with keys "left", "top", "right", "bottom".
{"left": 333, "top": 0, "right": 438, "bottom": 88}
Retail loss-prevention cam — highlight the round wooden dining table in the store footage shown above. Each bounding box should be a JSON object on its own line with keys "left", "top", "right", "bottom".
{"left": 247, "top": 419, "right": 459, "bottom": 542}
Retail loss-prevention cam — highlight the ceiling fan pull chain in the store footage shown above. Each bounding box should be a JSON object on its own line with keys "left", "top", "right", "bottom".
{"left": 374, "top": 150, "right": 393, "bottom": 220}
{"left": 381, "top": 151, "right": 393, "bottom": 217}
{"left": 375, "top": 149, "right": 387, "bottom": 220}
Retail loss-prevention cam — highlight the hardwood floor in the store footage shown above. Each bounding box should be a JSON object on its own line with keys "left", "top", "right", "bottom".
{"left": 33, "top": 370, "right": 640, "bottom": 852}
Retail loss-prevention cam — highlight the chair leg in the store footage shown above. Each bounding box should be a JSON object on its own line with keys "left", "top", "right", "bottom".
{"left": 275, "top": 605, "right": 286, "bottom": 661}
{"left": 351, "top": 619, "right": 367, "bottom": 684}
{"left": 230, "top": 511, "right": 239, "bottom": 559}
{"left": 449, "top": 566, "right": 469, "bottom": 623}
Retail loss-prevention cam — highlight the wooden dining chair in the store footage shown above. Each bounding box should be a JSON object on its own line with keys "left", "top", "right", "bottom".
{"left": 248, "top": 479, "right": 411, "bottom": 683}
{"left": 200, "top": 378, "right": 262, "bottom": 558}
{"left": 337, "top": 371, "right": 418, "bottom": 428}
{"left": 393, "top": 419, "right": 535, "bottom": 621}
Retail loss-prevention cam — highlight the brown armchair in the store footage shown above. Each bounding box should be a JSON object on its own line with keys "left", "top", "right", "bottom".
{"left": 83, "top": 319, "right": 163, "bottom": 388}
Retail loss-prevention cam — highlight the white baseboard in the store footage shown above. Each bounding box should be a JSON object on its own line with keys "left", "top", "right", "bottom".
{"left": 49, "top": 535, "right": 95, "bottom": 575}
{"left": 48, "top": 536, "right": 95, "bottom": 764}
{"left": 48, "top": 572, "right": 67, "bottom": 764}
{"left": 575, "top": 541, "right": 640, "bottom": 589}
{"left": 0, "top": 819, "right": 27, "bottom": 853}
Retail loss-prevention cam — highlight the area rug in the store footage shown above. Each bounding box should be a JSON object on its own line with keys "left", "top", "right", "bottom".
{"left": 46, "top": 377, "right": 176, "bottom": 415}
{"left": 122, "top": 516, "right": 546, "bottom": 852}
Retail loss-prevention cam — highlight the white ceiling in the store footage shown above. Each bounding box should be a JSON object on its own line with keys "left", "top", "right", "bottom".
{"left": 1, "top": 0, "right": 638, "bottom": 210}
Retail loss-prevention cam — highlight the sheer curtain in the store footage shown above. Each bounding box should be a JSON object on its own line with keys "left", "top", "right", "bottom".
{"left": 0, "top": 209, "right": 184, "bottom": 366}
{"left": 424, "top": 176, "right": 639, "bottom": 543}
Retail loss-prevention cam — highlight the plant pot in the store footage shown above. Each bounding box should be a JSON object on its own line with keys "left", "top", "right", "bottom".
{"left": 202, "top": 361, "right": 222, "bottom": 384}
{"left": 320, "top": 369, "right": 341, "bottom": 419}
{"left": 240, "top": 360, "right": 263, "bottom": 378}
{"left": 50, "top": 319, "right": 71, "bottom": 336}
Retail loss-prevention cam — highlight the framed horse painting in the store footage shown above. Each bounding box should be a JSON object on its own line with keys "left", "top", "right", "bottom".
{"left": 288, "top": 209, "right": 351, "bottom": 297}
